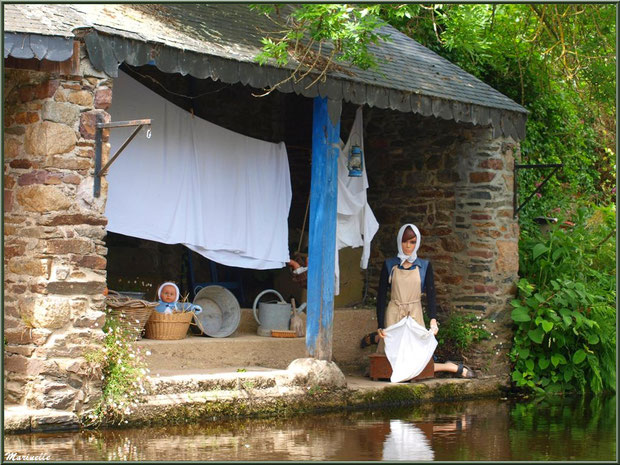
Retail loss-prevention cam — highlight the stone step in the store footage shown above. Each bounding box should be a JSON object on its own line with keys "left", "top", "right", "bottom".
{"left": 138, "top": 333, "right": 308, "bottom": 374}
{"left": 146, "top": 367, "right": 292, "bottom": 395}
{"left": 137, "top": 307, "right": 377, "bottom": 375}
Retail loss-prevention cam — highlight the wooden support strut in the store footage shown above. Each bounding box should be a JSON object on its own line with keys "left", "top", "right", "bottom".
{"left": 306, "top": 97, "right": 341, "bottom": 361}
{"left": 93, "top": 118, "right": 152, "bottom": 197}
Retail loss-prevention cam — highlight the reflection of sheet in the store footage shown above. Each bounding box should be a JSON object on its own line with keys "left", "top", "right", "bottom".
{"left": 384, "top": 316, "right": 437, "bottom": 383}
{"left": 382, "top": 420, "right": 434, "bottom": 461}
{"left": 105, "top": 71, "right": 291, "bottom": 270}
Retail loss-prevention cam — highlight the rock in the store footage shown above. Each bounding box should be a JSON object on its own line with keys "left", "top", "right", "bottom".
{"left": 7, "top": 258, "right": 52, "bottom": 278}
{"left": 287, "top": 358, "right": 346, "bottom": 388}
{"left": 66, "top": 90, "right": 93, "bottom": 107}
{"left": 42, "top": 101, "right": 80, "bottom": 126}
{"left": 440, "top": 236, "right": 465, "bottom": 252}
{"left": 94, "top": 87, "right": 112, "bottom": 109}
{"left": 40, "top": 213, "right": 107, "bottom": 226}
{"left": 47, "top": 238, "right": 92, "bottom": 254}
{"left": 469, "top": 172, "right": 497, "bottom": 183}
{"left": 4, "top": 137, "right": 21, "bottom": 159}
{"left": 47, "top": 281, "right": 106, "bottom": 296}
{"left": 478, "top": 159, "right": 504, "bottom": 170}
{"left": 3, "top": 406, "right": 32, "bottom": 433}
{"left": 4, "top": 327, "right": 52, "bottom": 345}
{"left": 35, "top": 79, "right": 60, "bottom": 99}
{"left": 495, "top": 241, "right": 518, "bottom": 274}
{"left": 30, "top": 410, "right": 80, "bottom": 432}
{"left": 27, "top": 296, "right": 72, "bottom": 329}
{"left": 16, "top": 185, "right": 72, "bottom": 212}
{"left": 25, "top": 121, "right": 76, "bottom": 156}
{"left": 74, "top": 310, "right": 106, "bottom": 328}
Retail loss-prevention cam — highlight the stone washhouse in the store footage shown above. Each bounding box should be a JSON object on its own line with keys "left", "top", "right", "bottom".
{"left": 3, "top": 4, "right": 527, "bottom": 419}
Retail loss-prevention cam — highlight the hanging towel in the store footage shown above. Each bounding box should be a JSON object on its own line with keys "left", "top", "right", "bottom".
{"left": 383, "top": 316, "right": 437, "bottom": 383}
{"left": 105, "top": 71, "right": 292, "bottom": 269}
{"left": 334, "top": 106, "right": 379, "bottom": 295}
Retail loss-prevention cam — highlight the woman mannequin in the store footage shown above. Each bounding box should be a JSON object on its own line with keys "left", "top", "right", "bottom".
{"left": 365, "top": 224, "right": 474, "bottom": 379}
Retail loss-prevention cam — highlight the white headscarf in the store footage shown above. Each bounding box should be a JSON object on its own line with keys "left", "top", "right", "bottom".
{"left": 396, "top": 223, "right": 421, "bottom": 265}
{"left": 157, "top": 281, "right": 179, "bottom": 302}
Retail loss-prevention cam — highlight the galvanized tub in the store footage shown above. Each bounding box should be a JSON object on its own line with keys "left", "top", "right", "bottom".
{"left": 192, "top": 285, "right": 241, "bottom": 337}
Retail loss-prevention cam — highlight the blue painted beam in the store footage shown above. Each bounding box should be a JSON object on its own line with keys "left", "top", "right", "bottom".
{"left": 306, "top": 96, "right": 341, "bottom": 360}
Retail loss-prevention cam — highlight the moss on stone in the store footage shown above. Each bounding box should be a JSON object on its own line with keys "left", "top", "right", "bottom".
{"left": 352, "top": 383, "right": 429, "bottom": 407}
{"left": 431, "top": 382, "right": 466, "bottom": 399}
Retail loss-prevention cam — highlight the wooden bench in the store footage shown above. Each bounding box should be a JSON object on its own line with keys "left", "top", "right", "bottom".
{"left": 369, "top": 353, "right": 434, "bottom": 381}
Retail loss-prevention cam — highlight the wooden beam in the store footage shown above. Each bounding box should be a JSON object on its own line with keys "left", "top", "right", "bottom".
{"left": 306, "top": 96, "right": 341, "bottom": 361}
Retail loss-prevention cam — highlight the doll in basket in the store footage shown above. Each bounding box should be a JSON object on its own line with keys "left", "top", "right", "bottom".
{"left": 155, "top": 282, "right": 180, "bottom": 314}
{"left": 155, "top": 282, "right": 202, "bottom": 315}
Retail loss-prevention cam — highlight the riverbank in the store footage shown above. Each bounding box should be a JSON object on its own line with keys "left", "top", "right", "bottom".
{"left": 5, "top": 358, "right": 508, "bottom": 434}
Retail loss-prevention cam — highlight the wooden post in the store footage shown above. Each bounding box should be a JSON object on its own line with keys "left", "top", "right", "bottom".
{"left": 306, "top": 96, "right": 341, "bottom": 361}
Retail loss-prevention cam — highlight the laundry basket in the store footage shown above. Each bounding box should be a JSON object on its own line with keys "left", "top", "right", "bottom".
{"left": 144, "top": 311, "right": 194, "bottom": 340}
{"left": 106, "top": 290, "right": 156, "bottom": 340}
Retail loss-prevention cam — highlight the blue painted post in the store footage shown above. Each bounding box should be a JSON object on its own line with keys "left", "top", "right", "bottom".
{"left": 306, "top": 96, "right": 341, "bottom": 361}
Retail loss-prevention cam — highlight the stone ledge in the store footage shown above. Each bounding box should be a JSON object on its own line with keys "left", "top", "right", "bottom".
{"left": 4, "top": 405, "right": 80, "bottom": 433}
{"left": 4, "top": 361, "right": 509, "bottom": 434}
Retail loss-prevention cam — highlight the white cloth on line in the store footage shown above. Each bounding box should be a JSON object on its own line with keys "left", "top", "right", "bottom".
{"left": 105, "top": 71, "right": 292, "bottom": 269}
{"left": 334, "top": 106, "right": 379, "bottom": 295}
{"left": 383, "top": 316, "right": 438, "bottom": 383}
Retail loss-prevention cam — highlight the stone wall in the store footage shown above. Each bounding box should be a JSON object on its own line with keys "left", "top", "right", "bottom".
{"left": 3, "top": 64, "right": 111, "bottom": 412}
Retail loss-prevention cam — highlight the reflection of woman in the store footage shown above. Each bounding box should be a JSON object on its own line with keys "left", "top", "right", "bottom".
{"left": 366, "top": 224, "right": 475, "bottom": 378}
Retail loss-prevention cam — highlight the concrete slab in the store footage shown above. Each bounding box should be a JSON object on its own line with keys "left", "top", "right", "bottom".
{"left": 138, "top": 307, "right": 378, "bottom": 375}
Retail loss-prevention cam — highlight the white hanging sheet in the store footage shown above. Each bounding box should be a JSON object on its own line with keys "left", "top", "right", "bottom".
{"left": 334, "top": 106, "right": 379, "bottom": 295}
{"left": 105, "top": 71, "right": 292, "bottom": 269}
{"left": 383, "top": 316, "right": 438, "bottom": 383}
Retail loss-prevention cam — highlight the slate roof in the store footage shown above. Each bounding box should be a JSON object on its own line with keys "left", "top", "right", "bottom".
{"left": 3, "top": 3, "right": 527, "bottom": 139}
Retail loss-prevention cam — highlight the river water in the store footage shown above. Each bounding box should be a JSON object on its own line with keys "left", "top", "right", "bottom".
{"left": 4, "top": 395, "right": 615, "bottom": 461}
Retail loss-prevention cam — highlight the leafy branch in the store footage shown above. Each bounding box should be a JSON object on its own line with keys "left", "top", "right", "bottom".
{"left": 251, "top": 4, "right": 391, "bottom": 96}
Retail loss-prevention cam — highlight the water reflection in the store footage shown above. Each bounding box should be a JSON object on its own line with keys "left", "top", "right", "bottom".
{"left": 4, "top": 396, "right": 615, "bottom": 461}
{"left": 382, "top": 420, "right": 434, "bottom": 461}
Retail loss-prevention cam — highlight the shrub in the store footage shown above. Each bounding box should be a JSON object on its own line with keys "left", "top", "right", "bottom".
{"left": 434, "top": 312, "right": 492, "bottom": 359}
{"left": 510, "top": 204, "right": 616, "bottom": 394}
{"left": 84, "top": 314, "right": 151, "bottom": 426}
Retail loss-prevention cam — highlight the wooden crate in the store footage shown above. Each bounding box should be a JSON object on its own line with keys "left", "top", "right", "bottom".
{"left": 369, "top": 354, "right": 434, "bottom": 381}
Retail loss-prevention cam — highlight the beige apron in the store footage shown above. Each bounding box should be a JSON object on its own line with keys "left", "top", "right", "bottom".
{"left": 377, "top": 265, "right": 424, "bottom": 354}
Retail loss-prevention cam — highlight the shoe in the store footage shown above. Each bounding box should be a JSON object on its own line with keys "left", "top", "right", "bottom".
{"left": 455, "top": 362, "right": 476, "bottom": 378}
{"left": 360, "top": 331, "right": 378, "bottom": 349}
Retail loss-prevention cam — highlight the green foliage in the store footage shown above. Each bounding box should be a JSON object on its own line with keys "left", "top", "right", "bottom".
{"left": 83, "top": 315, "right": 150, "bottom": 426}
{"left": 253, "top": 4, "right": 391, "bottom": 76}
{"left": 434, "top": 312, "right": 492, "bottom": 358}
{"left": 254, "top": 4, "right": 615, "bottom": 207}
{"left": 509, "top": 205, "right": 616, "bottom": 395}
{"left": 389, "top": 3, "right": 616, "bottom": 209}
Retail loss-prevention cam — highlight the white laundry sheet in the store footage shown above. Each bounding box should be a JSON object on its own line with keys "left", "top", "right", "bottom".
{"left": 382, "top": 420, "right": 434, "bottom": 461}
{"left": 383, "top": 316, "right": 438, "bottom": 383}
{"left": 105, "top": 71, "right": 292, "bottom": 269}
{"left": 334, "top": 106, "right": 379, "bottom": 295}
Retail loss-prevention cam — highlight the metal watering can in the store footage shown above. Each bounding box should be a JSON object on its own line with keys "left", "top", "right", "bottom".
{"left": 252, "top": 289, "right": 306, "bottom": 337}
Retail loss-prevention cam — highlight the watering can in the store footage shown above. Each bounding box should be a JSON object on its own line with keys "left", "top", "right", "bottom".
{"left": 253, "top": 289, "right": 306, "bottom": 337}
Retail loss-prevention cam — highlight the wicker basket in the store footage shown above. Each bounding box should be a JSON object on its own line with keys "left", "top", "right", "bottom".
{"left": 144, "top": 311, "right": 194, "bottom": 340}
{"left": 106, "top": 291, "right": 156, "bottom": 340}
